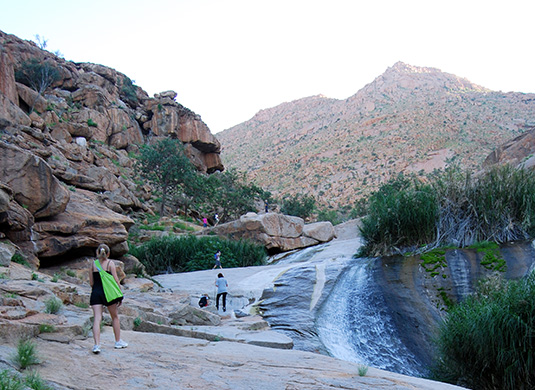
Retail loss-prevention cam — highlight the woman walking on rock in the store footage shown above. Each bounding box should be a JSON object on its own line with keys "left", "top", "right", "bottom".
{"left": 89, "top": 243, "right": 128, "bottom": 354}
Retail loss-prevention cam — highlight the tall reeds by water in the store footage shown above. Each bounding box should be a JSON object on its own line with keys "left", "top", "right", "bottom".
{"left": 359, "top": 165, "right": 535, "bottom": 256}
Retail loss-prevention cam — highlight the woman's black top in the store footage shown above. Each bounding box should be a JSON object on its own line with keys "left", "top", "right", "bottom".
{"left": 90, "top": 265, "right": 123, "bottom": 306}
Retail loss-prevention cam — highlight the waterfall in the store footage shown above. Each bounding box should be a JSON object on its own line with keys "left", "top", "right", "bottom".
{"left": 447, "top": 249, "right": 472, "bottom": 299}
{"left": 315, "top": 258, "right": 424, "bottom": 377}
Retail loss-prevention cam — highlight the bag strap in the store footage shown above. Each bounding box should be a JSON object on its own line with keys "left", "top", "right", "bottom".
{"left": 94, "top": 259, "right": 103, "bottom": 272}
{"left": 95, "top": 259, "right": 112, "bottom": 273}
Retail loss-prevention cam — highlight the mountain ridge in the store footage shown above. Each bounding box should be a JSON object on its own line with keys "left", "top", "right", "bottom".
{"left": 217, "top": 62, "right": 535, "bottom": 209}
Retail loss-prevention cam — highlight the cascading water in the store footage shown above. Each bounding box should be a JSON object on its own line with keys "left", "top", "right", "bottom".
{"left": 264, "top": 235, "right": 426, "bottom": 377}
{"left": 315, "top": 258, "right": 423, "bottom": 377}
{"left": 447, "top": 249, "right": 472, "bottom": 299}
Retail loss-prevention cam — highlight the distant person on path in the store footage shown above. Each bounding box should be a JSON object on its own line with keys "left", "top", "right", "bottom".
{"left": 214, "top": 213, "right": 220, "bottom": 225}
{"left": 215, "top": 273, "right": 228, "bottom": 312}
{"left": 212, "top": 250, "right": 222, "bottom": 269}
{"left": 202, "top": 217, "right": 208, "bottom": 228}
{"left": 198, "top": 293, "right": 210, "bottom": 308}
{"left": 264, "top": 199, "right": 269, "bottom": 213}
{"left": 89, "top": 243, "right": 128, "bottom": 354}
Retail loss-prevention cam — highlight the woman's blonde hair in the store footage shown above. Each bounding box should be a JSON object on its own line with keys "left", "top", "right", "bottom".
{"left": 96, "top": 243, "right": 110, "bottom": 260}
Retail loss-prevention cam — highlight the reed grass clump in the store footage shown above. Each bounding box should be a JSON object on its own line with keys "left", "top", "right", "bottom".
{"left": 358, "top": 174, "right": 438, "bottom": 256}
{"left": 432, "top": 273, "right": 535, "bottom": 389}
{"left": 129, "top": 235, "right": 267, "bottom": 275}
{"left": 432, "top": 164, "right": 535, "bottom": 247}
{"left": 359, "top": 165, "right": 535, "bottom": 256}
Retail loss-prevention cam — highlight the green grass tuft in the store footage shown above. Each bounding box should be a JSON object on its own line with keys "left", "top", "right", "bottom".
{"left": 11, "top": 339, "right": 40, "bottom": 370}
{"left": 43, "top": 297, "right": 62, "bottom": 314}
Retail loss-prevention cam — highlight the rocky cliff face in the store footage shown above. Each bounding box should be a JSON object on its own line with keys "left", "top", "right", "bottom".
{"left": 217, "top": 62, "right": 535, "bottom": 208}
{"left": 0, "top": 30, "right": 223, "bottom": 268}
{"left": 483, "top": 125, "right": 535, "bottom": 169}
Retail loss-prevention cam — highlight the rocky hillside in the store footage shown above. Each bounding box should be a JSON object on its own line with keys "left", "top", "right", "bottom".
{"left": 0, "top": 30, "right": 222, "bottom": 269}
{"left": 218, "top": 62, "right": 535, "bottom": 208}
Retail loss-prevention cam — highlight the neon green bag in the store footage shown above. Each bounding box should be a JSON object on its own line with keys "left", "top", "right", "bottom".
{"left": 94, "top": 259, "right": 123, "bottom": 304}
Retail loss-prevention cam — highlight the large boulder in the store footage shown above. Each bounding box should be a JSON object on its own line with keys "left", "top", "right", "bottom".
{"left": 0, "top": 142, "right": 70, "bottom": 219}
{"left": 31, "top": 189, "right": 133, "bottom": 261}
{"left": 303, "top": 221, "right": 336, "bottom": 242}
{"left": 16, "top": 82, "right": 48, "bottom": 113}
{"left": 0, "top": 239, "right": 17, "bottom": 266}
{"left": 0, "top": 183, "right": 12, "bottom": 214}
{"left": 211, "top": 212, "right": 334, "bottom": 253}
{"left": 0, "top": 93, "right": 31, "bottom": 126}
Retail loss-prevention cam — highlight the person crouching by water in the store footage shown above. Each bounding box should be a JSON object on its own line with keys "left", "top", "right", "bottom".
{"left": 89, "top": 243, "right": 128, "bottom": 354}
{"left": 215, "top": 273, "right": 228, "bottom": 312}
{"left": 198, "top": 293, "right": 210, "bottom": 308}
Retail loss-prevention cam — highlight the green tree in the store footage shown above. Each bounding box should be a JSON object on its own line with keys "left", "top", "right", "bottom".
{"left": 281, "top": 193, "right": 316, "bottom": 220}
{"left": 201, "top": 168, "right": 264, "bottom": 223}
{"left": 135, "top": 138, "right": 197, "bottom": 216}
{"left": 15, "top": 58, "right": 61, "bottom": 113}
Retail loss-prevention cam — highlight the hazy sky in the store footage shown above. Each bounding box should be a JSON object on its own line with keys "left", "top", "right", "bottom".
{"left": 1, "top": 0, "right": 534, "bottom": 133}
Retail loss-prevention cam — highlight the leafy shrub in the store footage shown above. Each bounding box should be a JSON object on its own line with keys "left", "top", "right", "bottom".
{"left": 432, "top": 273, "right": 535, "bottom": 389}
{"left": 139, "top": 224, "right": 165, "bottom": 231}
{"left": 129, "top": 235, "right": 267, "bottom": 275}
{"left": 44, "top": 297, "right": 62, "bottom": 314}
{"left": 11, "top": 253, "right": 31, "bottom": 268}
{"left": 65, "top": 269, "right": 76, "bottom": 278}
{"left": 317, "top": 209, "right": 340, "bottom": 225}
{"left": 281, "top": 194, "right": 316, "bottom": 219}
{"left": 173, "top": 222, "right": 195, "bottom": 232}
{"left": 14, "top": 59, "right": 60, "bottom": 96}
{"left": 11, "top": 339, "right": 39, "bottom": 369}
{"left": 87, "top": 118, "right": 97, "bottom": 127}
{"left": 133, "top": 317, "right": 142, "bottom": 328}
{"left": 120, "top": 76, "right": 138, "bottom": 106}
